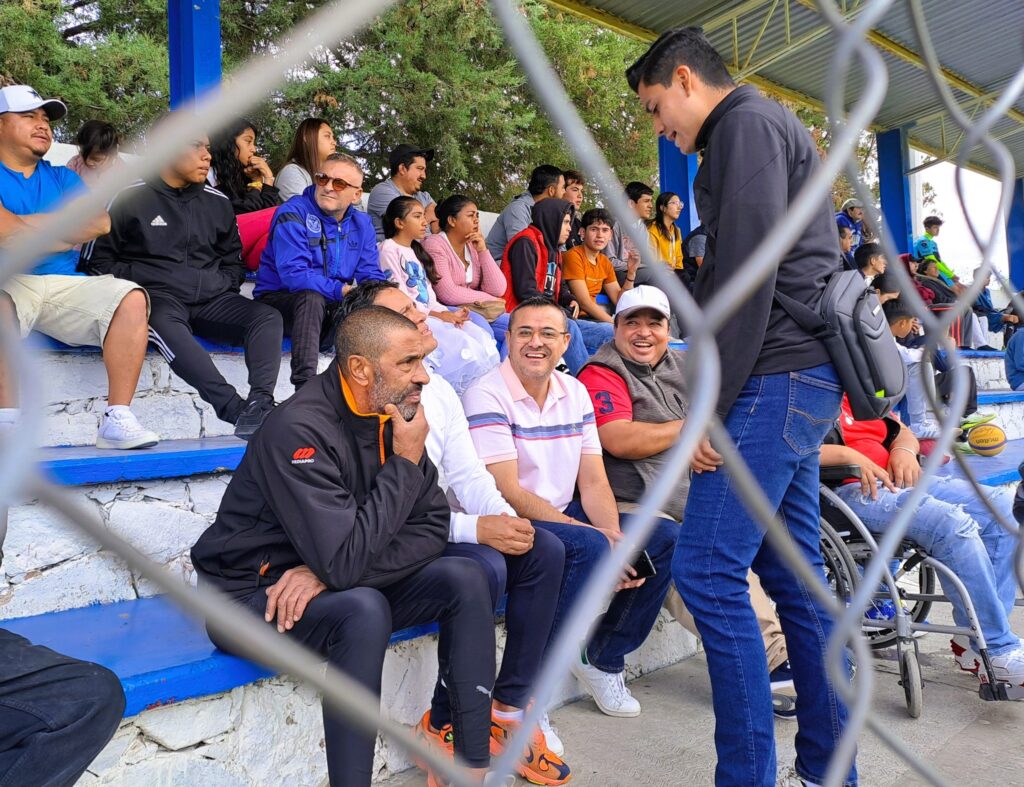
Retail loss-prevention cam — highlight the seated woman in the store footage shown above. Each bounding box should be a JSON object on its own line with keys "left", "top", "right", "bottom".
{"left": 209, "top": 119, "right": 281, "bottom": 271}
{"left": 379, "top": 196, "right": 499, "bottom": 394}
{"left": 421, "top": 195, "right": 509, "bottom": 345}
{"left": 646, "top": 191, "right": 684, "bottom": 271}
{"left": 275, "top": 117, "right": 337, "bottom": 202}
{"left": 66, "top": 120, "right": 120, "bottom": 187}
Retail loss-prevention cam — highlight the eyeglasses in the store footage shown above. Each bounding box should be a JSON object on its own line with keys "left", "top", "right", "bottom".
{"left": 512, "top": 327, "right": 568, "bottom": 342}
{"left": 314, "top": 172, "right": 361, "bottom": 192}
{"left": 667, "top": 200, "right": 683, "bottom": 208}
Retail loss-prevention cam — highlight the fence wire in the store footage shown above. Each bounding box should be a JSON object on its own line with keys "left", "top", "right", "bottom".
{"left": 0, "top": 0, "right": 1022, "bottom": 785}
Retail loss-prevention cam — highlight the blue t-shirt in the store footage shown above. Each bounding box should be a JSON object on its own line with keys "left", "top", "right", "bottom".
{"left": 0, "top": 160, "right": 85, "bottom": 276}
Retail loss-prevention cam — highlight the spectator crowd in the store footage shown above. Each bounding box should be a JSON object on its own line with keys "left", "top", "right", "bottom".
{"left": 1, "top": 23, "right": 1022, "bottom": 787}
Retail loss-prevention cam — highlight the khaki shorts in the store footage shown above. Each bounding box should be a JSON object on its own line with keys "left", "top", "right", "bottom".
{"left": 0, "top": 274, "right": 149, "bottom": 348}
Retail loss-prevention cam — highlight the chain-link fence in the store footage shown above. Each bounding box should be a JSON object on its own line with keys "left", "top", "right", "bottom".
{"left": 1, "top": 1, "right": 1022, "bottom": 785}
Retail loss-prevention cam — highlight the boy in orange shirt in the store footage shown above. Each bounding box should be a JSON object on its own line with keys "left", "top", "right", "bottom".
{"left": 562, "top": 208, "right": 638, "bottom": 322}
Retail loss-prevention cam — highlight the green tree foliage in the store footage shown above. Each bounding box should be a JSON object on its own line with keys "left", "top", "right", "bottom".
{"left": 0, "top": 0, "right": 658, "bottom": 210}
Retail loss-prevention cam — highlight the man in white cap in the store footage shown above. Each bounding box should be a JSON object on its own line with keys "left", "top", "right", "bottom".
{"left": 0, "top": 84, "right": 158, "bottom": 449}
{"left": 577, "top": 285, "right": 799, "bottom": 719}
{"left": 835, "top": 197, "right": 865, "bottom": 251}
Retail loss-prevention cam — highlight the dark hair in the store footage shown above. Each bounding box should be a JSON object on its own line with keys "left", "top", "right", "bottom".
{"left": 335, "top": 305, "right": 418, "bottom": 368}
{"left": 872, "top": 271, "right": 899, "bottom": 295}
{"left": 625, "top": 181, "right": 654, "bottom": 203}
{"left": 648, "top": 192, "right": 679, "bottom": 240}
{"left": 382, "top": 196, "right": 441, "bottom": 284}
{"left": 75, "top": 120, "right": 119, "bottom": 161}
{"left": 626, "top": 26, "right": 735, "bottom": 93}
{"left": 917, "top": 259, "right": 936, "bottom": 275}
{"left": 283, "top": 117, "right": 331, "bottom": 176}
{"left": 580, "top": 208, "right": 614, "bottom": 229}
{"left": 527, "top": 164, "right": 564, "bottom": 197}
{"left": 209, "top": 118, "right": 258, "bottom": 202}
{"left": 562, "top": 169, "right": 585, "bottom": 188}
{"left": 883, "top": 298, "right": 914, "bottom": 324}
{"left": 509, "top": 296, "right": 568, "bottom": 331}
{"left": 854, "top": 242, "right": 884, "bottom": 272}
{"left": 837, "top": 224, "right": 852, "bottom": 238}
{"left": 390, "top": 148, "right": 426, "bottom": 177}
{"left": 338, "top": 280, "right": 400, "bottom": 323}
{"left": 436, "top": 194, "right": 475, "bottom": 234}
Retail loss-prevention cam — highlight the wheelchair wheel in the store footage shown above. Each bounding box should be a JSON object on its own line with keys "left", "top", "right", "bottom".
{"left": 820, "top": 518, "right": 858, "bottom": 605}
{"left": 846, "top": 544, "right": 937, "bottom": 650}
{"left": 899, "top": 647, "right": 923, "bottom": 719}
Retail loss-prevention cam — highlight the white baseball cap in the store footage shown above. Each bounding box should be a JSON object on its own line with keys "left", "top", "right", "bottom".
{"left": 0, "top": 85, "right": 67, "bottom": 121}
{"left": 614, "top": 284, "right": 671, "bottom": 320}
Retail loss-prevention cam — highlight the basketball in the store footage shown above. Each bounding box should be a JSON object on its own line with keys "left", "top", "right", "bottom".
{"left": 967, "top": 424, "right": 1007, "bottom": 456}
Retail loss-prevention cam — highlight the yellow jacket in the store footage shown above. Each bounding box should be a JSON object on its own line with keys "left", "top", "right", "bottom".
{"left": 647, "top": 222, "right": 683, "bottom": 270}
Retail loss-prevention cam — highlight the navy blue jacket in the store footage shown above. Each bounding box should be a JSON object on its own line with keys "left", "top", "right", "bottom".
{"left": 254, "top": 186, "right": 386, "bottom": 301}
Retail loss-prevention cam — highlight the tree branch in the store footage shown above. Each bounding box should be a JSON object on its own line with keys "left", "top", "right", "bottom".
{"left": 62, "top": 21, "right": 99, "bottom": 40}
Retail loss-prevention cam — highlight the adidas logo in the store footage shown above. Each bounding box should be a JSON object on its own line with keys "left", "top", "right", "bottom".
{"left": 150, "top": 215, "right": 168, "bottom": 227}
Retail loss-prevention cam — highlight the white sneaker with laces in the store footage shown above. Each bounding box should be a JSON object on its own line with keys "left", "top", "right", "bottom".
{"left": 96, "top": 408, "right": 160, "bottom": 450}
{"left": 570, "top": 656, "right": 641, "bottom": 717}
{"left": 989, "top": 646, "right": 1024, "bottom": 685}
{"left": 538, "top": 712, "right": 564, "bottom": 757}
{"left": 950, "top": 635, "right": 981, "bottom": 675}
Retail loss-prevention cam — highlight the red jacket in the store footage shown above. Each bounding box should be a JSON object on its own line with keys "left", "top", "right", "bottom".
{"left": 500, "top": 225, "right": 562, "bottom": 311}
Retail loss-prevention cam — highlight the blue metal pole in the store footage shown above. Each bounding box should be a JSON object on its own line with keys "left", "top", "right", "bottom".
{"left": 657, "top": 136, "right": 699, "bottom": 234}
{"left": 1008, "top": 178, "right": 1024, "bottom": 290}
{"left": 876, "top": 128, "right": 913, "bottom": 254}
{"left": 167, "top": 0, "right": 222, "bottom": 109}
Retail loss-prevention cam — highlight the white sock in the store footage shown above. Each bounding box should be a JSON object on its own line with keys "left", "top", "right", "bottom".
{"left": 0, "top": 408, "right": 20, "bottom": 425}
{"left": 104, "top": 404, "right": 131, "bottom": 417}
{"left": 491, "top": 707, "right": 524, "bottom": 723}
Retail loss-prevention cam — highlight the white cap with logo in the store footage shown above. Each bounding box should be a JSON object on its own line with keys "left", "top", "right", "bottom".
{"left": 614, "top": 284, "right": 671, "bottom": 321}
{"left": 0, "top": 85, "right": 67, "bottom": 121}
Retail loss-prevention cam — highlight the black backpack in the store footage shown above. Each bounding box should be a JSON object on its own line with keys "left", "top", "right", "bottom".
{"left": 774, "top": 269, "right": 907, "bottom": 421}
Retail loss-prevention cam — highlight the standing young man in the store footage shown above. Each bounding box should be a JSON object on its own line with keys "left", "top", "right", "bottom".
{"left": 628, "top": 28, "right": 854, "bottom": 787}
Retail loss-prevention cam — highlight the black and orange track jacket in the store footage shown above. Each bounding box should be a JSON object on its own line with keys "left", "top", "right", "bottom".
{"left": 191, "top": 360, "right": 449, "bottom": 595}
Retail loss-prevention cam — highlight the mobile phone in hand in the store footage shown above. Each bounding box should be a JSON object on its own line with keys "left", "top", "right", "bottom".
{"left": 631, "top": 549, "right": 657, "bottom": 580}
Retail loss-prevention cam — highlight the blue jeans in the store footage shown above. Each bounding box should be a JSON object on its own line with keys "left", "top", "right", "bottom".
{"left": 561, "top": 319, "right": 614, "bottom": 374}
{"left": 674, "top": 364, "right": 855, "bottom": 787}
{"left": 429, "top": 529, "right": 565, "bottom": 725}
{"left": 836, "top": 477, "right": 1020, "bottom": 655}
{"left": 535, "top": 504, "right": 678, "bottom": 672}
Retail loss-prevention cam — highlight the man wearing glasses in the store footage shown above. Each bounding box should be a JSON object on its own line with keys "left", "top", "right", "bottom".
{"left": 462, "top": 296, "right": 677, "bottom": 727}
{"left": 255, "top": 152, "right": 387, "bottom": 390}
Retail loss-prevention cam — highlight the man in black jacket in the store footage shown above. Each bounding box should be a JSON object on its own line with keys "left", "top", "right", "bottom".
{"left": 628, "top": 28, "right": 854, "bottom": 787}
{"left": 80, "top": 130, "right": 283, "bottom": 438}
{"left": 191, "top": 306, "right": 495, "bottom": 787}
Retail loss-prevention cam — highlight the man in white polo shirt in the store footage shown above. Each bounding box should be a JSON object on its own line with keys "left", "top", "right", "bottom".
{"left": 463, "top": 295, "right": 677, "bottom": 720}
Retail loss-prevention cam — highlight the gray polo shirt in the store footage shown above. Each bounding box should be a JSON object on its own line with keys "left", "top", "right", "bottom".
{"left": 486, "top": 192, "right": 535, "bottom": 262}
{"left": 366, "top": 178, "right": 434, "bottom": 241}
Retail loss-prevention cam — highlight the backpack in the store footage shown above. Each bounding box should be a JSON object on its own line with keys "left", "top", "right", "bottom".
{"left": 774, "top": 269, "right": 907, "bottom": 420}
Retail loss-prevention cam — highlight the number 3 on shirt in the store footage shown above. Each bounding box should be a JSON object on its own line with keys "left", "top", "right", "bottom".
{"left": 594, "top": 390, "right": 614, "bottom": 415}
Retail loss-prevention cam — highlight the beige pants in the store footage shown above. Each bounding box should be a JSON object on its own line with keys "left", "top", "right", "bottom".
{"left": 616, "top": 502, "right": 788, "bottom": 673}
{"left": 663, "top": 573, "right": 789, "bottom": 673}
{"left": 0, "top": 274, "right": 147, "bottom": 347}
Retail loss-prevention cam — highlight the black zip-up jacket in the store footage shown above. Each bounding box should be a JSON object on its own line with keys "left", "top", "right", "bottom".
{"left": 191, "top": 360, "right": 449, "bottom": 595}
{"left": 692, "top": 85, "right": 838, "bottom": 417}
{"left": 79, "top": 178, "right": 245, "bottom": 305}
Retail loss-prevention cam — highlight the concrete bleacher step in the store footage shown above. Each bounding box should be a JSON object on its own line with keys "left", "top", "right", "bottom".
{"left": 975, "top": 390, "right": 1024, "bottom": 440}
{"left": 30, "top": 336, "right": 326, "bottom": 449}
{"left": 962, "top": 349, "right": 1008, "bottom": 390}
{"left": 939, "top": 436, "right": 1024, "bottom": 487}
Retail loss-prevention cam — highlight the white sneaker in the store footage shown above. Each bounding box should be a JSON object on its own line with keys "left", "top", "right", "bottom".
{"left": 570, "top": 656, "right": 641, "bottom": 717}
{"left": 538, "top": 712, "right": 564, "bottom": 757}
{"left": 989, "top": 646, "right": 1024, "bottom": 685}
{"left": 950, "top": 635, "right": 981, "bottom": 675}
{"left": 96, "top": 408, "right": 160, "bottom": 450}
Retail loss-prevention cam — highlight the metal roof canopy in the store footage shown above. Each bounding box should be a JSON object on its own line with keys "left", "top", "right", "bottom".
{"left": 541, "top": 0, "right": 1024, "bottom": 180}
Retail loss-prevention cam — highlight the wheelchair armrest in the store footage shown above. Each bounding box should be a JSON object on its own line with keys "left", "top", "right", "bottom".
{"left": 819, "top": 464, "right": 862, "bottom": 485}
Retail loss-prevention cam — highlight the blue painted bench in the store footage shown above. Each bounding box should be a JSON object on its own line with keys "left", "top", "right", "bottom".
{"left": 38, "top": 436, "right": 247, "bottom": 485}
{"left": 3, "top": 595, "right": 452, "bottom": 717}
{"left": 937, "top": 437, "right": 1024, "bottom": 486}
{"left": 977, "top": 390, "right": 1024, "bottom": 406}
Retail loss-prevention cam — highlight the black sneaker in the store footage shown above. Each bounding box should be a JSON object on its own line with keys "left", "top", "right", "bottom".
{"left": 770, "top": 661, "right": 797, "bottom": 721}
{"left": 234, "top": 397, "right": 275, "bottom": 441}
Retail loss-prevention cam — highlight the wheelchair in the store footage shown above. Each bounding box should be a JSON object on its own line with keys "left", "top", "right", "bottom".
{"left": 817, "top": 465, "right": 1024, "bottom": 718}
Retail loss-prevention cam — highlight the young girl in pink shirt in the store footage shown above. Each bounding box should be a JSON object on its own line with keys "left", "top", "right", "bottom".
{"left": 378, "top": 196, "right": 499, "bottom": 393}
